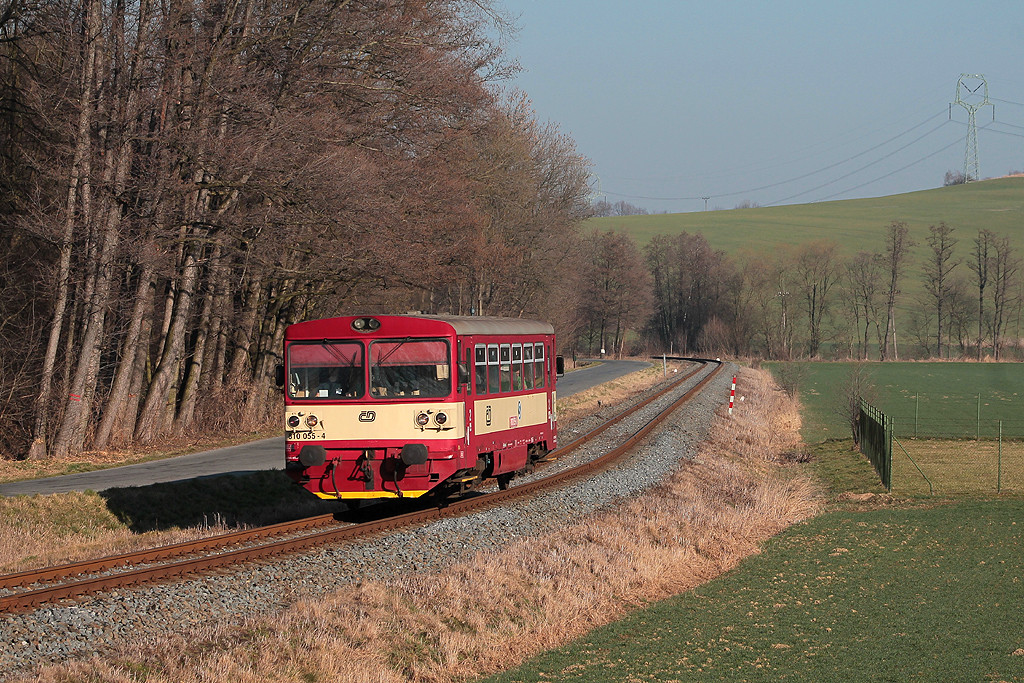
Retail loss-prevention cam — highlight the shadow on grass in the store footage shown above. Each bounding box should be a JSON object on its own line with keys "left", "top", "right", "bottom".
{"left": 98, "top": 470, "right": 445, "bottom": 533}
{"left": 99, "top": 470, "right": 341, "bottom": 532}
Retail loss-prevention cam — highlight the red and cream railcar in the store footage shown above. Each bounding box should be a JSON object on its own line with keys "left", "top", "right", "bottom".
{"left": 282, "top": 314, "right": 559, "bottom": 501}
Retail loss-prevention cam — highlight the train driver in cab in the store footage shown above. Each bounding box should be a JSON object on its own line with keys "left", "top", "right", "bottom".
{"left": 318, "top": 366, "right": 361, "bottom": 398}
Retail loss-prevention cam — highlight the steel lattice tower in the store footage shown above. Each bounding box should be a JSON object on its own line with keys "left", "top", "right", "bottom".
{"left": 953, "top": 74, "right": 992, "bottom": 182}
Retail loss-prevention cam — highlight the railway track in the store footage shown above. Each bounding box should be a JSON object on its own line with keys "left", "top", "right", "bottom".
{"left": 0, "top": 359, "right": 722, "bottom": 614}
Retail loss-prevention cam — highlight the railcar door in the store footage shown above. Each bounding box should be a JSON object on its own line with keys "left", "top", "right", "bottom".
{"left": 463, "top": 344, "right": 476, "bottom": 447}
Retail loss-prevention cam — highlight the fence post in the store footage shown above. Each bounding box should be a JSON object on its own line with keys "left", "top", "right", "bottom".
{"left": 977, "top": 393, "right": 981, "bottom": 441}
{"left": 915, "top": 392, "right": 919, "bottom": 438}
{"left": 886, "top": 413, "right": 893, "bottom": 489}
{"left": 998, "top": 420, "right": 1003, "bottom": 494}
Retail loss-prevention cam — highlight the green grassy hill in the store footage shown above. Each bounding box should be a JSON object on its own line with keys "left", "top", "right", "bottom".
{"left": 588, "top": 177, "right": 1024, "bottom": 260}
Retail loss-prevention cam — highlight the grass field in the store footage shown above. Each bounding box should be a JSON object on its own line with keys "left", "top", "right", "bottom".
{"left": 764, "top": 361, "right": 1024, "bottom": 443}
{"left": 478, "top": 364, "right": 1024, "bottom": 682}
{"left": 485, "top": 497, "right": 1024, "bottom": 683}
{"left": 588, "top": 176, "right": 1024, "bottom": 259}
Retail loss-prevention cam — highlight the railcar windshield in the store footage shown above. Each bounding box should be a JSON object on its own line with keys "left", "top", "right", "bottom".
{"left": 370, "top": 339, "right": 451, "bottom": 398}
{"left": 287, "top": 341, "right": 364, "bottom": 400}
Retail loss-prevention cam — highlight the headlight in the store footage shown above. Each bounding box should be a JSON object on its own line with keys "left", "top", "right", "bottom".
{"left": 287, "top": 415, "right": 300, "bottom": 428}
{"left": 415, "top": 412, "right": 430, "bottom": 427}
{"left": 351, "top": 317, "right": 381, "bottom": 332}
{"left": 434, "top": 411, "right": 448, "bottom": 426}
{"left": 305, "top": 414, "right": 319, "bottom": 427}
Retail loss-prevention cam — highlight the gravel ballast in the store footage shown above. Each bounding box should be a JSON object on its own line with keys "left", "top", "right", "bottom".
{"left": 0, "top": 362, "right": 734, "bottom": 680}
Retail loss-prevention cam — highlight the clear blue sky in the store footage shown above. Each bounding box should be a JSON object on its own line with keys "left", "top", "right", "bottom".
{"left": 496, "top": 0, "right": 1024, "bottom": 213}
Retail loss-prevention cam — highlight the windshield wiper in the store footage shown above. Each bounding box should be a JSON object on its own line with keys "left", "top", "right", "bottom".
{"left": 373, "top": 337, "right": 413, "bottom": 367}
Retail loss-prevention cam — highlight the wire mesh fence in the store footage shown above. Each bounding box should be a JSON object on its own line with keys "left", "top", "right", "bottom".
{"left": 858, "top": 400, "right": 891, "bottom": 491}
{"left": 882, "top": 391, "right": 1024, "bottom": 441}
{"left": 859, "top": 400, "right": 1023, "bottom": 496}
{"left": 892, "top": 429, "right": 1024, "bottom": 496}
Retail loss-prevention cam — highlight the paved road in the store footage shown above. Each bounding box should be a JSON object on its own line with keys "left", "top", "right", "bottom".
{"left": 0, "top": 359, "right": 651, "bottom": 497}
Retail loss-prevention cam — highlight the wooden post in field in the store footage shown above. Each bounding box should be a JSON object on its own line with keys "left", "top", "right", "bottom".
{"left": 729, "top": 376, "right": 736, "bottom": 416}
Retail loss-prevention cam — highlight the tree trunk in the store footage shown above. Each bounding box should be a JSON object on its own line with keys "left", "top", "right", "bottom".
{"left": 134, "top": 245, "right": 201, "bottom": 443}
{"left": 26, "top": 0, "right": 101, "bottom": 460}
{"left": 93, "top": 254, "right": 155, "bottom": 450}
{"left": 243, "top": 305, "right": 287, "bottom": 428}
{"left": 173, "top": 248, "right": 218, "bottom": 434}
{"left": 226, "top": 277, "right": 263, "bottom": 386}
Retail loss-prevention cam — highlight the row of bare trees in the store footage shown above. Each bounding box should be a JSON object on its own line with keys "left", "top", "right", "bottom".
{"left": 572, "top": 221, "right": 1023, "bottom": 363}
{"left": 0, "top": 0, "right": 593, "bottom": 459}
{"left": 2, "top": 2, "right": 1018, "bottom": 460}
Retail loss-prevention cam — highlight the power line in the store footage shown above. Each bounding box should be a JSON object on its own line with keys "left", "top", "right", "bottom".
{"left": 986, "top": 121, "right": 1024, "bottom": 134}
{"left": 765, "top": 120, "right": 952, "bottom": 205}
{"left": 795, "top": 120, "right": 1022, "bottom": 203}
{"left": 602, "top": 110, "right": 948, "bottom": 202}
{"left": 990, "top": 96, "right": 1024, "bottom": 107}
{"left": 605, "top": 95, "right": 953, "bottom": 185}
{"left": 810, "top": 137, "right": 964, "bottom": 203}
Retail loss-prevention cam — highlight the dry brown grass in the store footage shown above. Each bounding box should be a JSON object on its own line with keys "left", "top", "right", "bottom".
{"left": 22, "top": 366, "right": 821, "bottom": 683}
{"left": 0, "top": 492, "right": 232, "bottom": 573}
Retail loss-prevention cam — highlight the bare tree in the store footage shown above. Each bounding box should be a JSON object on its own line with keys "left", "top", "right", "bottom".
{"left": 580, "top": 229, "right": 653, "bottom": 357}
{"left": 922, "top": 222, "right": 959, "bottom": 358}
{"left": 645, "top": 232, "right": 732, "bottom": 354}
{"left": 592, "top": 199, "right": 648, "bottom": 217}
{"left": 845, "top": 251, "right": 884, "bottom": 360}
{"left": 944, "top": 170, "right": 967, "bottom": 186}
{"left": 969, "top": 229, "right": 995, "bottom": 359}
{"left": 880, "top": 221, "right": 914, "bottom": 361}
{"left": 832, "top": 362, "right": 876, "bottom": 449}
{"left": 793, "top": 240, "right": 839, "bottom": 357}
{"left": 989, "top": 235, "right": 1020, "bottom": 360}
{"left": 946, "top": 276, "right": 973, "bottom": 356}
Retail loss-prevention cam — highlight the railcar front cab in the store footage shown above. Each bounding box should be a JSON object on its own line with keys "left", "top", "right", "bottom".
{"left": 279, "top": 315, "right": 563, "bottom": 502}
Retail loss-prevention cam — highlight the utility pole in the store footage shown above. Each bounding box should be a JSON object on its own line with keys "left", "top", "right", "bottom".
{"left": 702, "top": 196, "right": 710, "bottom": 211}
{"left": 952, "top": 74, "right": 993, "bottom": 182}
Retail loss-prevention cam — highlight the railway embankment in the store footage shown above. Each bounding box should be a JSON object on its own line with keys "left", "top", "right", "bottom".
{"left": 1, "top": 363, "right": 820, "bottom": 682}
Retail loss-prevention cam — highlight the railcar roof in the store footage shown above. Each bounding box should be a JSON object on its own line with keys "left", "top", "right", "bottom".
{"left": 429, "top": 315, "right": 554, "bottom": 336}
{"left": 287, "top": 314, "right": 553, "bottom": 338}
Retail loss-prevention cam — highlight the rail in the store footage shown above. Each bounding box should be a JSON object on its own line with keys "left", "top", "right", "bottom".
{"left": 0, "top": 359, "right": 722, "bottom": 613}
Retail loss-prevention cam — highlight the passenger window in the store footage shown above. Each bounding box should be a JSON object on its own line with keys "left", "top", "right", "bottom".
{"left": 534, "top": 343, "right": 545, "bottom": 388}
{"left": 475, "top": 345, "right": 487, "bottom": 395}
{"left": 523, "top": 344, "right": 534, "bottom": 389}
{"left": 512, "top": 345, "right": 523, "bottom": 391}
{"left": 487, "top": 345, "right": 499, "bottom": 395}
{"left": 499, "top": 344, "right": 511, "bottom": 393}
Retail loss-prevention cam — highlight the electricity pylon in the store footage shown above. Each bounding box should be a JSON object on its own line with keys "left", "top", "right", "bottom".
{"left": 953, "top": 74, "right": 992, "bottom": 182}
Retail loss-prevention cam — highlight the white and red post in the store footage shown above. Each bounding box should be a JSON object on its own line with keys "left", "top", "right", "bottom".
{"left": 728, "top": 375, "right": 736, "bottom": 415}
